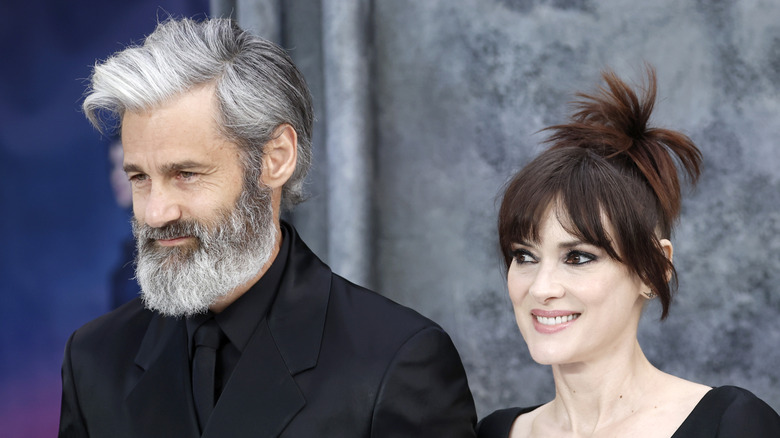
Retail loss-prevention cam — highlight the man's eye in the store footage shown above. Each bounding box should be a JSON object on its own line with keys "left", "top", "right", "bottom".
{"left": 564, "top": 251, "right": 596, "bottom": 265}
{"left": 128, "top": 174, "right": 148, "bottom": 182}
{"left": 512, "top": 249, "right": 536, "bottom": 264}
{"left": 179, "top": 171, "right": 196, "bottom": 180}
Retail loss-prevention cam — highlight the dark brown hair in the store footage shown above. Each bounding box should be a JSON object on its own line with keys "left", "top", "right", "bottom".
{"left": 498, "top": 66, "right": 701, "bottom": 319}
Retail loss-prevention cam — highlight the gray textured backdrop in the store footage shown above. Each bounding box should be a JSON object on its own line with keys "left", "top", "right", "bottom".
{"left": 223, "top": 0, "right": 780, "bottom": 416}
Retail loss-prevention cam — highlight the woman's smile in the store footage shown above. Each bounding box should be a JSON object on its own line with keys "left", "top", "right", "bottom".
{"left": 531, "top": 310, "right": 581, "bottom": 333}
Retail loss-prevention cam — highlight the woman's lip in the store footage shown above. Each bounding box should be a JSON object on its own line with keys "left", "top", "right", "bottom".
{"left": 155, "top": 236, "right": 193, "bottom": 247}
{"left": 531, "top": 309, "right": 580, "bottom": 318}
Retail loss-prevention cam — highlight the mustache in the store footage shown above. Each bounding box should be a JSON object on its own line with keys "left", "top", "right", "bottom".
{"left": 131, "top": 218, "right": 206, "bottom": 242}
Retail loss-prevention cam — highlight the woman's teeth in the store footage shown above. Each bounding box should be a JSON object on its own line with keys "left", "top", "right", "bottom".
{"left": 535, "top": 314, "right": 579, "bottom": 326}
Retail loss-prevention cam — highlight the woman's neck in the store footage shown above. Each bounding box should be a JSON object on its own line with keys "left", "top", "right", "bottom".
{"left": 547, "top": 340, "right": 662, "bottom": 435}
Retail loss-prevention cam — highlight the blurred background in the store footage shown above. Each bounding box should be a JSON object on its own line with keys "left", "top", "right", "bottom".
{"left": 2, "top": 0, "right": 779, "bottom": 436}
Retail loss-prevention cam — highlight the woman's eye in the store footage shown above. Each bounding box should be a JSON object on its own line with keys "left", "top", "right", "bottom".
{"left": 512, "top": 249, "right": 536, "bottom": 264}
{"left": 564, "top": 251, "right": 596, "bottom": 265}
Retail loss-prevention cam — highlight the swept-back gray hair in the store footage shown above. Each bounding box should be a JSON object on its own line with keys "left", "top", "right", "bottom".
{"left": 83, "top": 17, "right": 314, "bottom": 207}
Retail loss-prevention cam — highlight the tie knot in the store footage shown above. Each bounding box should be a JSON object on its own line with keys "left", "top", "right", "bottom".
{"left": 194, "top": 319, "right": 224, "bottom": 349}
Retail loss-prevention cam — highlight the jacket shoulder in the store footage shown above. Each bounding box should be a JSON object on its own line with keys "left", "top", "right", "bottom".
{"left": 68, "top": 298, "right": 153, "bottom": 358}
{"left": 329, "top": 274, "right": 442, "bottom": 336}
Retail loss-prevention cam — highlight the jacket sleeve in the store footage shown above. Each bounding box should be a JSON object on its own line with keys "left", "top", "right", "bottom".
{"left": 59, "top": 332, "right": 89, "bottom": 437}
{"left": 370, "top": 326, "right": 477, "bottom": 437}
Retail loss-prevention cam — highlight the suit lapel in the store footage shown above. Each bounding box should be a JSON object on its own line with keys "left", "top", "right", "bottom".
{"left": 204, "top": 224, "right": 332, "bottom": 437}
{"left": 125, "top": 314, "right": 200, "bottom": 437}
{"left": 202, "top": 319, "right": 305, "bottom": 438}
{"left": 267, "top": 224, "right": 332, "bottom": 374}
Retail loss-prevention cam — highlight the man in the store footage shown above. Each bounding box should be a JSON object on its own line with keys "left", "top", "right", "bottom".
{"left": 58, "top": 17, "right": 477, "bottom": 438}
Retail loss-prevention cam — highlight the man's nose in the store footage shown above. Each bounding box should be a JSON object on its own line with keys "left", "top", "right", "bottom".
{"left": 528, "top": 263, "right": 565, "bottom": 303}
{"left": 142, "top": 184, "right": 182, "bottom": 228}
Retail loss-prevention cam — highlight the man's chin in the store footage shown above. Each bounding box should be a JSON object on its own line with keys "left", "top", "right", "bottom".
{"left": 135, "top": 251, "right": 264, "bottom": 317}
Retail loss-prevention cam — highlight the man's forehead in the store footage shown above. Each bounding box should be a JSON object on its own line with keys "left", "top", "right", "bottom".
{"left": 120, "top": 85, "right": 219, "bottom": 130}
{"left": 120, "top": 96, "right": 233, "bottom": 151}
{"left": 121, "top": 141, "right": 236, "bottom": 163}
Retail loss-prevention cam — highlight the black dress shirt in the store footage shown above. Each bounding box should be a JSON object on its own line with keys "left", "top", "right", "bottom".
{"left": 185, "top": 226, "right": 290, "bottom": 401}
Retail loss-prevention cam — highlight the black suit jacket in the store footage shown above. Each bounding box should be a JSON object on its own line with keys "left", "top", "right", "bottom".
{"left": 59, "top": 225, "right": 477, "bottom": 437}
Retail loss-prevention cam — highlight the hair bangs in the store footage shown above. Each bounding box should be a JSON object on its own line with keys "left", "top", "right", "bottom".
{"left": 555, "top": 156, "right": 623, "bottom": 262}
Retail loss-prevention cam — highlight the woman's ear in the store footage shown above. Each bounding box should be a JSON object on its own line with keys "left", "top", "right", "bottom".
{"left": 260, "top": 124, "right": 297, "bottom": 189}
{"left": 659, "top": 238, "right": 674, "bottom": 281}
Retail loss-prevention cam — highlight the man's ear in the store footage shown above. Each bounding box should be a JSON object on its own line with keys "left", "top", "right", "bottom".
{"left": 261, "top": 124, "right": 297, "bottom": 189}
{"left": 659, "top": 238, "right": 674, "bottom": 281}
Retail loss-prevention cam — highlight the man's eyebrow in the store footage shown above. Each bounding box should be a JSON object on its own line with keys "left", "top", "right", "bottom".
{"left": 122, "top": 160, "right": 207, "bottom": 174}
{"left": 158, "top": 160, "right": 207, "bottom": 174}
{"left": 122, "top": 163, "right": 143, "bottom": 174}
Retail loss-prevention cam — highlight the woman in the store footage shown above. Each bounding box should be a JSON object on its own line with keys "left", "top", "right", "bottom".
{"left": 478, "top": 67, "right": 780, "bottom": 437}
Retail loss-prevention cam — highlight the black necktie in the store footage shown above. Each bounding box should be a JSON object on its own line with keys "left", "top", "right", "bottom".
{"left": 192, "top": 318, "right": 224, "bottom": 430}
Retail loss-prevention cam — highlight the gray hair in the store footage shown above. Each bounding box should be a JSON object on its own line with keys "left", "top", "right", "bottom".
{"left": 83, "top": 17, "right": 314, "bottom": 207}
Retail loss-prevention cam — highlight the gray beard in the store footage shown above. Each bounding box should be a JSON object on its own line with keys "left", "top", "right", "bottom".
{"left": 131, "top": 184, "right": 276, "bottom": 317}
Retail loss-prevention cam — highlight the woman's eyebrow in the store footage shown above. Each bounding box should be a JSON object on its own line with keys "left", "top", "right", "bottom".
{"left": 558, "top": 239, "right": 585, "bottom": 250}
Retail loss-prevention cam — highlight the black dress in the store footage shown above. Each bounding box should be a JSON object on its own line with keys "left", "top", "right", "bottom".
{"left": 477, "top": 386, "right": 780, "bottom": 437}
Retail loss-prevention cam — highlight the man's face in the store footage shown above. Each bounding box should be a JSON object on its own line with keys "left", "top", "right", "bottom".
{"left": 122, "top": 85, "right": 245, "bottom": 234}
{"left": 121, "top": 85, "right": 276, "bottom": 316}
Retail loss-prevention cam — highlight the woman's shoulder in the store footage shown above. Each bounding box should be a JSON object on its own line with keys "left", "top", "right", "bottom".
{"left": 674, "top": 386, "right": 780, "bottom": 437}
{"left": 477, "top": 406, "right": 541, "bottom": 438}
{"left": 700, "top": 385, "right": 779, "bottom": 416}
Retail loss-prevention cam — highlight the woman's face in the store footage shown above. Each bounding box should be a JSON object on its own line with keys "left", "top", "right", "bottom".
{"left": 507, "top": 207, "right": 647, "bottom": 366}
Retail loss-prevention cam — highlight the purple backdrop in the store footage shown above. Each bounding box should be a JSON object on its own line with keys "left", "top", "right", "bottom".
{"left": 0, "top": 1, "right": 209, "bottom": 436}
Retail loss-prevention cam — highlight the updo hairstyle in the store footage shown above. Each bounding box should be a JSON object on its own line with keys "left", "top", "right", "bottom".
{"left": 498, "top": 66, "right": 701, "bottom": 319}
